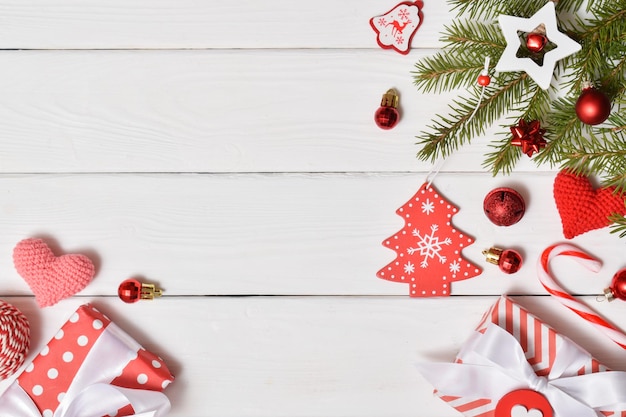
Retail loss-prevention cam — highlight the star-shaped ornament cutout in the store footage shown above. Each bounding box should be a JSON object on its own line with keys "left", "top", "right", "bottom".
{"left": 495, "top": 1, "right": 581, "bottom": 90}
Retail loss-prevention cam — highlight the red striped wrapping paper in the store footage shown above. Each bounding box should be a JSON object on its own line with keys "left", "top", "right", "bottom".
{"left": 421, "top": 296, "right": 626, "bottom": 417}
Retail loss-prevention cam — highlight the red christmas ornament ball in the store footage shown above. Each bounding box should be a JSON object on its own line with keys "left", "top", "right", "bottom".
{"left": 374, "top": 106, "right": 399, "bottom": 130}
{"left": 483, "top": 187, "right": 526, "bottom": 226}
{"left": 118, "top": 279, "right": 142, "bottom": 303}
{"left": 526, "top": 32, "right": 548, "bottom": 53}
{"left": 610, "top": 268, "right": 626, "bottom": 301}
{"left": 375, "top": 89, "right": 400, "bottom": 130}
{"left": 575, "top": 88, "right": 611, "bottom": 125}
{"left": 499, "top": 249, "right": 523, "bottom": 274}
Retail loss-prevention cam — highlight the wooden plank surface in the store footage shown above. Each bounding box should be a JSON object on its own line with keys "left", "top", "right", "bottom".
{"left": 0, "top": 173, "right": 621, "bottom": 298}
{"left": 0, "top": 1, "right": 452, "bottom": 49}
{"left": 0, "top": 49, "right": 520, "bottom": 174}
{"left": 0, "top": 1, "right": 623, "bottom": 417}
{"left": 1, "top": 296, "right": 626, "bottom": 417}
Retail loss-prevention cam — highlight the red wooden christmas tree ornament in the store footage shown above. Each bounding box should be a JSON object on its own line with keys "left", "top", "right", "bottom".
{"left": 377, "top": 182, "right": 482, "bottom": 296}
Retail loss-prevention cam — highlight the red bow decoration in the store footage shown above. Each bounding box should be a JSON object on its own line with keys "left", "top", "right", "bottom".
{"left": 510, "top": 119, "right": 546, "bottom": 157}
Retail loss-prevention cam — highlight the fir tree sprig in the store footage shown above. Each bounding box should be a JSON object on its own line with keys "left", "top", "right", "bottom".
{"left": 413, "top": 52, "right": 486, "bottom": 94}
{"left": 484, "top": 86, "right": 552, "bottom": 175}
{"left": 448, "top": 0, "right": 586, "bottom": 21}
{"left": 412, "top": 0, "right": 626, "bottom": 238}
{"left": 416, "top": 73, "right": 530, "bottom": 162}
{"left": 610, "top": 211, "right": 626, "bottom": 239}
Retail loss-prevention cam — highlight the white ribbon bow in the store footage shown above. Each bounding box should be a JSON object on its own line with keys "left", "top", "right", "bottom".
{"left": 417, "top": 323, "right": 626, "bottom": 417}
{"left": 0, "top": 381, "right": 170, "bottom": 417}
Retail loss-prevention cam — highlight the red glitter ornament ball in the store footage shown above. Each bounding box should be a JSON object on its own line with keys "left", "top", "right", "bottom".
{"left": 118, "top": 279, "right": 142, "bottom": 303}
{"left": 375, "top": 89, "right": 400, "bottom": 130}
{"left": 526, "top": 32, "right": 548, "bottom": 53}
{"left": 575, "top": 87, "right": 611, "bottom": 125}
{"left": 483, "top": 247, "right": 523, "bottom": 274}
{"left": 499, "top": 249, "right": 523, "bottom": 274}
{"left": 375, "top": 107, "right": 399, "bottom": 129}
{"left": 483, "top": 187, "right": 526, "bottom": 226}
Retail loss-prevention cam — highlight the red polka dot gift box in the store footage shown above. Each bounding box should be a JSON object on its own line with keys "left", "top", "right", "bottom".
{"left": 0, "top": 304, "right": 174, "bottom": 417}
{"left": 417, "top": 296, "right": 626, "bottom": 417}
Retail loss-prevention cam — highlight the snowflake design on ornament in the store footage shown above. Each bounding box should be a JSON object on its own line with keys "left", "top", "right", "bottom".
{"left": 421, "top": 198, "right": 434, "bottom": 214}
{"left": 398, "top": 8, "right": 410, "bottom": 21}
{"left": 449, "top": 260, "right": 461, "bottom": 275}
{"left": 377, "top": 182, "right": 483, "bottom": 297}
{"left": 408, "top": 225, "right": 451, "bottom": 268}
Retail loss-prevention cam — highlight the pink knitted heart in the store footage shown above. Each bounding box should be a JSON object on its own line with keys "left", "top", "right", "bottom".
{"left": 13, "top": 238, "right": 95, "bottom": 307}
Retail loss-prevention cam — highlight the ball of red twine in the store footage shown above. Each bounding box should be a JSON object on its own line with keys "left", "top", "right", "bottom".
{"left": 0, "top": 300, "right": 30, "bottom": 379}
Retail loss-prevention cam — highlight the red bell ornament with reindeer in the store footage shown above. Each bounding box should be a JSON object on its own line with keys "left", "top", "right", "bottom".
{"left": 370, "top": 1, "right": 424, "bottom": 54}
{"left": 377, "top": 182, "right": 482, "bottom": 296}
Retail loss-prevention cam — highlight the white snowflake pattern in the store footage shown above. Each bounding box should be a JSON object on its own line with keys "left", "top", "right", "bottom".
{"left": 449, "top": 260, "right": 460, "bottom": 275}
{"left": 421, "top": 198, "right": 434, "bottom": 215}
{"left": 398, "top": 8, "right": 410, "bottom": 21}
{"left": 407, "top": 224, "right": 452, "bottom": 268}
{"left": 404, "top": 261, "right": 415, "bottom": 274}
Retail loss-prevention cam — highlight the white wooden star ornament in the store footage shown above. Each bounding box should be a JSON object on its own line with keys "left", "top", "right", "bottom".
{"left": 495, "top": 1, "right": 581, "bottom": 90}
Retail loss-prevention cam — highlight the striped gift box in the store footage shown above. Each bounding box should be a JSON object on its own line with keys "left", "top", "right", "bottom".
{"left": 426, "top": 296, "right": 623, "bottom": 417}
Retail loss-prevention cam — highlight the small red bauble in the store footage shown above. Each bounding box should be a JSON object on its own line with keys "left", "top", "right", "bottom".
{"left": 118, "top": 278, "right": 163, "bottom": 303}
{"left": 602, "top": 268, "right": 626, "bottom": 302}
{"left": 375, "top": 89, "right": 400, "bottom": 129}
{"left": 575, "top": 87, "right": 611, "bottom": 125}
{"left": 526, "top": 32, "right": 548, "bottom": 53}
{"left": 483, "top": 187, "right": 526, "bottom": 226}
{"left": 477, "top": 74, "right": 491, "bottom": 87}
{"left": 483, "top": 247, "right": 523, "bottom": 274}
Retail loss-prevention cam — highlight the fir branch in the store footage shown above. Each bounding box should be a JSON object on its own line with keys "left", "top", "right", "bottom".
{"left": 534, "top": 96, "right": 583, "bottom": 166}
{"left": 412, "top": 0, "right": 626, "bottom": 238}
{"left": 441, "top": 20, "right": 506, "bottom": 52}
{"left": 416, "top": 73, "right": 530, "bottom": 162}
{"left": 483, "top": 137, "right": 522, "bottom": 176}
{"left": 600, "top": 53, "right": 626, "bottom": 96}
{"left": 412, "top": 52, "right": 485, "bottom": 94}
{"left": 557, "top": 130, "right": 626, "bottom": 192}
{"left": 447, "top": 0, "right": 543, "bottom": 20}
{"left": 555, "top": 0, "right": 587, "bottom": 13}
{"left": 582, "top": 1, "right": 626, "bottom": 45}
{"left": 483, "top": 87, "right": 552, "bottom": 175}
{"left": 610, "top": 212, "right": 626, "bottom": 239}
{"left": 412, "top": 20, "right": 505, "bottom": 94}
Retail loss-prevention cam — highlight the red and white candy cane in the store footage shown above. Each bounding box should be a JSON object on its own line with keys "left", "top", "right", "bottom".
{"left": 538, "top": 243, "right": 626, "bottom": 350}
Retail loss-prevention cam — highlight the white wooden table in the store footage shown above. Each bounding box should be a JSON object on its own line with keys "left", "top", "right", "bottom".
{"left": 0, "top": 2, "right": 624, "bottom": 416}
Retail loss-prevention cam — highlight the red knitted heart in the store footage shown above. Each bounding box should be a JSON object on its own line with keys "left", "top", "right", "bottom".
{"left": 553, "top": 170, "right": 626, "bottom": 239}
{"left": 13, "top": 238, "right": 95, "bottom": 307}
